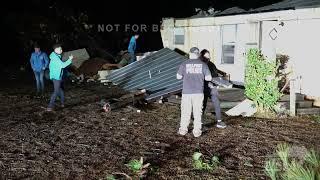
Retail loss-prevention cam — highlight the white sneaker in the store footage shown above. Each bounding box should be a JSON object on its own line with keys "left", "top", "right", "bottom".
{"left": 193, "top": 131, "right": 202, "bottom": 138}
{"left": 216, "top": 121, "right": 227, "bottom": 129}
{"left": 178, "top": 129, "right": 188, "bottom": 136}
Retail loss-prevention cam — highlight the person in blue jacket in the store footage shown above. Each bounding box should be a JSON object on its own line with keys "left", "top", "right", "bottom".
{"left": 128, "top": 34, "right": 139, "bottom": 64}
{"left": 47, "top": 44, "right": 74, "bottom": 111}
{"left": 30, "top": 43, "right": 49, "bottom": 95}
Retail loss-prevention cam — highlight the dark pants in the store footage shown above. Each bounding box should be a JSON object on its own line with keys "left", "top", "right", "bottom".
{"left": 203, "top": 86, "right": 222, "bottom": 120}
{"left": 48, "top": 80, "right": 64, "bottom": 108}
{"left": 128, "top": 52, "right": 136, "bottom": 64}
{"left": 33, "top": 70, "right": 44, "bottom": 93}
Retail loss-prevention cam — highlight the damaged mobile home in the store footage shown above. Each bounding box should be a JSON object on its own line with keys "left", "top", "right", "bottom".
{"left": 160, "top": 0, "right": 320, "bottom": 101}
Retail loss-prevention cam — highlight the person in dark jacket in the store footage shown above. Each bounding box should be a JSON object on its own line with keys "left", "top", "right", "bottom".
{"left": 30, "top": 43, "right": 49, "bottom": 95}
{"left": 47, "top": 44, "right": 73, "bottom": 111}
{"left": 200, "top": 49, "right": 227, "bottom": 129}
{"left": 128, "top": 34, "right": 139, "bottom": 64}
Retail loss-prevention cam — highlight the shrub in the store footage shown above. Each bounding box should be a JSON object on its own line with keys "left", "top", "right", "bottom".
{"left": 245, "top": 49, "right": 282, "bottom": 113}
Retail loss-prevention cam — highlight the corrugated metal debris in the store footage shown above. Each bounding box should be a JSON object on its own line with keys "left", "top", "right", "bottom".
{"left": 106, "top": 48, "right": 187, "bottom": 101}
{"left": 106, "top": 48, "right": 234, "bottom": 102}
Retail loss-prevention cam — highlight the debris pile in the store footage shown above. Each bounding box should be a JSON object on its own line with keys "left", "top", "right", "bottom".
{"left": 98, "top": 89, "right": 147, "bottom": 112}
{"left": 76, "top": 58, "right": 111, "bottom": 76}
{"left": 62, "top": 48, "right": 140, "bottom": 84}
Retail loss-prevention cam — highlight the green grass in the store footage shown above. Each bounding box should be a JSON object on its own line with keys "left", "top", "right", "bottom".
{"left": 265, "top": 143, "right": 320, "bottom": 180}
{"left": 311, "top": 115, "right": 320, "bottom": 123}
{"left": 105, "top": 175, "right": 116, "bottom": 180}
{"left": 265, "top": 159, "right": 278, "bottom": 180}
{"left": 276, "top": 143, "right": 290, "bottom": 169}
{"left": 305, "top": 149, "right": 320, "bottom": 170}
{"left": 283, "top": 160, "right": 315, "bottom": 180}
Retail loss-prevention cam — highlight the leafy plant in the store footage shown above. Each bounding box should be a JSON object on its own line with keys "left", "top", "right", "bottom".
{"left": 127, "top": 159, "right": 143, "bottom": 173}
{"left": 192, "top": 152, "right": 220, "bottom": 171}
{"left": 126, "top": 157, "right": 150, "bottom": 178}
{"left": 245, "top": 48, "right": 282, "bottom": 113}
{"left": 265, "top": 159, "right": 278, "bottom": 180}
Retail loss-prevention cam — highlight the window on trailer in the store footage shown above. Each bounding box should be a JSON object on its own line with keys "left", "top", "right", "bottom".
{"left": 174, "top": 28, "right": 185, "bottom": 45}
{"left": 221, "top": 25, "right": 237, "bottom": 64}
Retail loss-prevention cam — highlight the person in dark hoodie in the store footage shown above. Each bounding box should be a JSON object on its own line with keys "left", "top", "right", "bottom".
{"left": 30, "top": 43, "right": 49, "bottom": 95}
{"left": 47, "top": 44, "right": 74, "bottom": 111}
{"left": 200, "top": 49, "right": 227, "bottom": 129}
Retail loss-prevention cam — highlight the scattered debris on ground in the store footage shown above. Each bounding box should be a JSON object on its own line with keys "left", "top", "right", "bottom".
{"left": 0, "top": 80, "right": 319, "bottom": 179}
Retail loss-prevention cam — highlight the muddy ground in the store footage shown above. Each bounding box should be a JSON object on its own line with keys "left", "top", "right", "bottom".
{"left": 0, "top": 73, "right": 320, "bottom": 179}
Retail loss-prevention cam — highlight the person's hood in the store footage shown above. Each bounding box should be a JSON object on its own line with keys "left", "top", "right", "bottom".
{"left": 50, "top": 52, "right": 62, "bottom": 58}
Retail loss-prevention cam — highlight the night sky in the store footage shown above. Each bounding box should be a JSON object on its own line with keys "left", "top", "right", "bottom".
{"left": 2, "top": 0, "right": 281, "bottom": 67}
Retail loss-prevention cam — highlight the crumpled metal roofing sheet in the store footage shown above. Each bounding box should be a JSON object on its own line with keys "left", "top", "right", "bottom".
{"left": 106, "top": 48, "right": 187, "bottom": 101}
{"left": 186, "top": 0, "right": 320, "bottom": 19}
{"left": 252, "top": 0, "right": 320, "bottom": 12}
{"left": 215, "top": 7, "right": 246, "bottom": 16}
